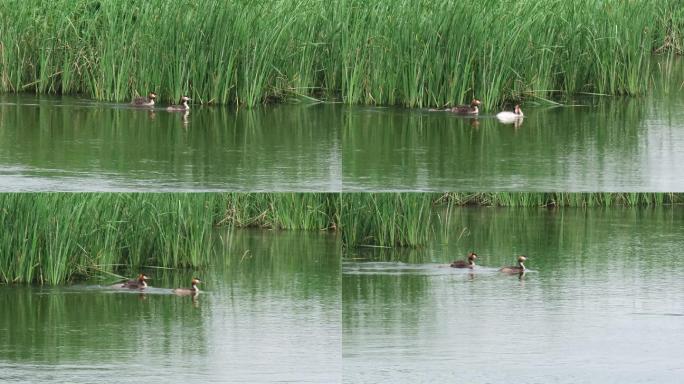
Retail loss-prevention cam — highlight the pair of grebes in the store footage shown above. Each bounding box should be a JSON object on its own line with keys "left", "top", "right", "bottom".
{"left": 450, "top": 252, "right": 529, "bottom": 274}
{"left": 440, "top": 98, "right": 524, "bottom": 122}
{"left": 113, "top": 274, "right": 201, "bottom": 296}
{"left": 131, "top": 92, "right": 191, "bottom": 111}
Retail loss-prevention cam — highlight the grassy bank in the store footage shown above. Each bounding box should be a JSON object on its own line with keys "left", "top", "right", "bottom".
{"left": 0, "top": 0, "right": 681, "bottom": 108}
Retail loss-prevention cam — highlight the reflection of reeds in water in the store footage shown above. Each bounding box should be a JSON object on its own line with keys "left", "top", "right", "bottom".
{"left": 213, "top": 228, "right": 341, "bottom": 302}
{"left": 0, "top": 1, "right": 681, "bottom": 107}
{"left": 0, "top": 286, "right": 207, "bottom": 363}
{"left": 343, "top": 207, "right": 684, "bottom": 329}
{"left": 0, "top": 98, "right": 339, "bottom": 183}
{"left": 440, "top": 192, "right": 682, "bottom": 207}
{"left": 343, "top": 96, "right": 658, "bottom": 188}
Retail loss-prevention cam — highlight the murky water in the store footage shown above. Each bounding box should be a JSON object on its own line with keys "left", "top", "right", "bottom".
{"left": 343, "top": 207, "right": 684, "bottom": 383}
{"left": 0, "top": 95, "right": 341, "bottom": 191}
{"left": 0, "top": 229, "right": 341, "bottom": 383}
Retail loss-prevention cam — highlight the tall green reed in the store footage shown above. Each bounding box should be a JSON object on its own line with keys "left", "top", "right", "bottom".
{"left": 1, "top": 192, "right": 681, "bottom": 284}
{"left": 0, "top": 0, "right": 681, "bottom": 108}
{"left": 0, "top": 193, "right": 338, "bottom": 285}
{"left": 339, "top": 193, "right": 438, "bottom": 248}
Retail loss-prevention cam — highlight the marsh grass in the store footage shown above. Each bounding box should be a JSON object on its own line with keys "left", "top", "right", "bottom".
{"left": 0, "top": 193, "right": 338, "bottom": 284}
{"left": 1, "top": 193, "right": 681, "bottom": 284}
{"left": 0, "top": 0, "right": 681, "bottom": 108}
{"left": 339, "top": 193, "right": 437, "bottom": 248}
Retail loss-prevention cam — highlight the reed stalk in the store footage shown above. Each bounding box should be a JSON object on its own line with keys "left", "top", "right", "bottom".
{"left": 0, "top": 0, "right": 681, "bottom": 108}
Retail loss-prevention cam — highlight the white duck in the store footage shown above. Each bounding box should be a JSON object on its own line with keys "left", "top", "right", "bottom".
{"left": 496, "top": 104, "right": 524, "bottom": 123}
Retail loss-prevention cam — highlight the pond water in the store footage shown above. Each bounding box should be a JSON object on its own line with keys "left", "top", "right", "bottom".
{"left": 2, "top": 61, "right": 684, "bottom": 192}
{"left": 0, "top": 229, "right": 341, "bottom": 383}
{"left": 0, "top": 95, "right": 341, "bottom": 191}
{"left": 343, "top": 60, "right": 684, "bottom": 191}
{"left": 343, "top": 206, "right": 684, "bottom": 383}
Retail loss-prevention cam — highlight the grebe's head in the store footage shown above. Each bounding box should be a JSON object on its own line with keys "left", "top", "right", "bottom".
{"left": 517, "top": 255, "right": 527, "bottom": 263}
{"left": 468, "top": 252, "right": 478, "bottom": 261}
{"left": 471, "top": 98, "right": 481, "bottom": 107}
{"left": 514, "top": 104, "right": 521, "bottom": 114}
{"left": 181, "top": 96, "right": 191, "bottom": 102}
{"left": 191, "top": 278, "right": 201, "bottom": 285}
{"left": 138, "top": 273, "right": 151, "bottom": 281}
{"left": 148, "top": 92, "right": 157, "bottom": 100}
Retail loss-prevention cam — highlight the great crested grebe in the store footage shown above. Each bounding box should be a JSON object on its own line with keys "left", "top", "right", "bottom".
{"left": 450, "top": 251, "right": 478, "bottom": 268}
{"left": 131, "top": 92, "right": 157, "bottom": 107}
{"left": 451, "top": 98, "right": 481, "bottom": 115}
{"left": 499, "top": 255, "right": 528, "bottom": 274}
{"left": 114, "top": 273, "right": 150, "bottom": 289}
{"left": 173, "top": 278, "right": 201, "bottom": 296}
{"left": 167, "top": 96, "right": 191, "bottom": 111}
{"left": 496, "top": 104, "right": 523, "bottom": 121}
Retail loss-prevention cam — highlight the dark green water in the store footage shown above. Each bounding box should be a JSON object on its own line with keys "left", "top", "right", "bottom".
{"left": 3, "top": 61, "right": 684, "bottom": 192}
{"left": 343, "top": 207, "right": 684, "bottom": 383}
{"left": 0, "top": 95, "right": 341, "bottom": 191}
{"left": 0, "top": 229, "right": 341, "bottom": 383}
{"left": 343, "top": 60, "right": 684, "bottom": 191}
{"left": 343, "top": 93, "right": 684, "bottom": 191}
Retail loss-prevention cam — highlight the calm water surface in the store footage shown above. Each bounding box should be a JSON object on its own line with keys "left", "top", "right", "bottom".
{"left": 3, "top": 62, "right": 684, "bottom": 192}
{"left": 343, "top": 207, "right": 684, "bottom": 383}
{"left": 343, "top": 61, "right": 684, "bottom": 191}
{"left": 0, "top": 95, "right": 341, "bottom": 191}
{"left": 0, "top": 229, "right": 341, "bottom": 383}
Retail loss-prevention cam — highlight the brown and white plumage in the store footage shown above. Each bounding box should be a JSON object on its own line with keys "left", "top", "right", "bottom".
{"left": 167, "top": 96, "right": 191, "bottom": 111}
{"left": 113, "top": 273, "right": 150, "bottom": 289}
{"left": 173, "top": 278, "right": 201, "bottom": 296}
{"left": 499, "top": 255, "right": 528, "bottom": 274}
{"left": 450, "top": 251, "right": 478, "bottom": 269}
{"left": 131, "top": 92, "right": 157, "bottom": 107}
{"left": 450, "top": 98, "right": 481, "bottom": 115}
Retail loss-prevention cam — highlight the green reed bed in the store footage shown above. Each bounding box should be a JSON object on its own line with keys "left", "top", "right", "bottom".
{"left": 0, "top": 193, "right": 338, "bottom": 284}
{"left": 0, "top": 0, "right": 681, "bottom": 108}
{"left": 339, "top": 193, "right": 684, "bottom": 250}
{"left": 339, "top": 193, "right": 437, "bottom": 248}
{"left": 2, "top": 193, "right": 682, "bottom": 284}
